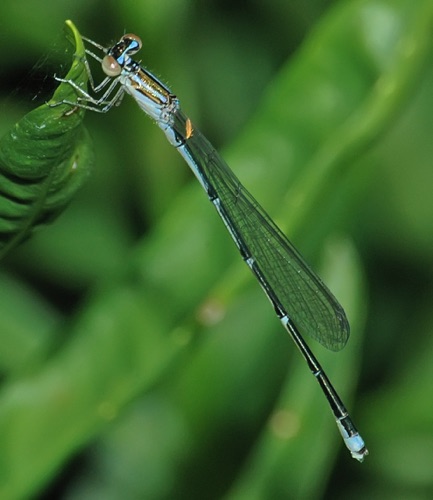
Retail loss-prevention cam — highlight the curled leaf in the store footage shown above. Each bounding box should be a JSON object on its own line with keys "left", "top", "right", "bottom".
{"left": 0, "top": 20, "right": 92, "bottom": 259}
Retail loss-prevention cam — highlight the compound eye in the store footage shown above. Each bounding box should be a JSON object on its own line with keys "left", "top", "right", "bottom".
{"left": 121, "top": 33, "right": 142, "bottom": 54}
{"left": 102, "top": 55, "right": 122, "bottom": 76}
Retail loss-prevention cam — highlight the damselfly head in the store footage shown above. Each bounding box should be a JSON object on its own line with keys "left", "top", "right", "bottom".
{"left": 102, "top": 34, "right": 142, "bottom": 77}
{"left": 121, "top": 34, "right": 142, "bottom": 55}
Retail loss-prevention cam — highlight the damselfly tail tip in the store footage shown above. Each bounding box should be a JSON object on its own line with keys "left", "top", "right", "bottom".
{"left": 336, "top": 419, "right": 368, "bottom": 462}
{"left": 353, "top": 447, "right": 369, "bottom": 462}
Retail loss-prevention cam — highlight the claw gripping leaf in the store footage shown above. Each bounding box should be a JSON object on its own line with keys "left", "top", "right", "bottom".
{"left": 0, "top": 20, "right": 92, "bottom": 259}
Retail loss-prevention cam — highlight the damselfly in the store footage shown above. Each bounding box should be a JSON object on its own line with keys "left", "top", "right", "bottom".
{"left": 53, "top": 30, "right": 368, "bottom": 461}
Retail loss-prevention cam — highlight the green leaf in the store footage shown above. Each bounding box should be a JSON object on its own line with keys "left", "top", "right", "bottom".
{"left": 0, "top": 20, "right": 92, "bottom": 259}
{"left": 0, "top": 272, "right": 61, "bottom": 376}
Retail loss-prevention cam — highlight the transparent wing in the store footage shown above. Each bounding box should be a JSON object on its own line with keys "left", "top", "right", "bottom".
{"left": 184, "top": 128, "right": 349, "bottom": 351}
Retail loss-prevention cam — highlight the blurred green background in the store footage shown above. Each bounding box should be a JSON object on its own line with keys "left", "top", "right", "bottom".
{"left": 0, "top": 0, "right": 433, "bottom": 498}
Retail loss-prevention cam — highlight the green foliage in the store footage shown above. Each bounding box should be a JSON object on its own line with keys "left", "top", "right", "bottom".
{"left": 0, "top": 1, "right": 432, "bottom": 499}
{"left": 0, "top": 20, "right": 92, "bottom": 259}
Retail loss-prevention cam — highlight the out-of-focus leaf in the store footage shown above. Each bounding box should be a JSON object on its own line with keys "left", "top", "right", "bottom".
{"left": 0, "top": 272, "right": 61, "bottom": 377}
{"left": 0, "top": 280, "right": 185, "bottom": 499}
{"left": 0, "top": 20, "right": 92, "bottom": 259}
{"left": 347, "top": 297, "right": 433, "bottom": 498}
